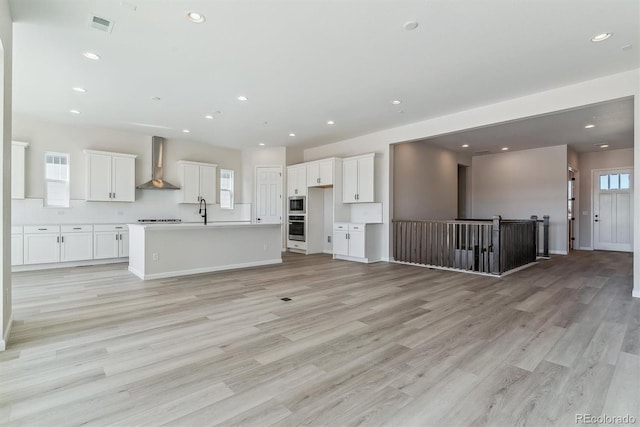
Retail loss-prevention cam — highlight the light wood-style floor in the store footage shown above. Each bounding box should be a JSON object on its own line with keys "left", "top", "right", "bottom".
{"left": 1, "top": 251, "right": 639, "bottom": 426}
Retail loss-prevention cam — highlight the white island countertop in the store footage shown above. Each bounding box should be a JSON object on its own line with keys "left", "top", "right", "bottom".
{"left": 129, "top": 221, "right": 259, "bottom": 230}
{"left": 128, "top": 222, "right": 282, "bottom": 280}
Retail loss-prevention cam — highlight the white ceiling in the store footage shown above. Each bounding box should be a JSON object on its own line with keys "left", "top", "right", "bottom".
{"left": 9, "top": 0, "right": 640, "bottom": 150}
{"left": 422, "top": 97, "right": 635, "bottom": 155}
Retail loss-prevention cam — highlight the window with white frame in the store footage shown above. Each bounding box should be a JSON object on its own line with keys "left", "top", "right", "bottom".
{"left": 220, "top": 169, "right": 234, "bottom": 209}
{"left": 44, "top": 152, "right": 70, "bottom": 207}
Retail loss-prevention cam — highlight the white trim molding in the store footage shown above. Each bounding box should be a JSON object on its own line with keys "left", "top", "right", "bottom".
{"left": 0, "top": 313, "right": 14, "bottom": 351}
{"left": 128, "top": 259, "right": 282, "bottom": 280}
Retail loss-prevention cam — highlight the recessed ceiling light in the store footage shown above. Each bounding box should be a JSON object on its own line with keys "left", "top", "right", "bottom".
{"left": 327, "top": 120, "right": 335, "bottom": 125}
{"left": 182, "top": 129, "right": 190, "bottom": 133}
{"left": 204, "top": 115, "right": 213, "bottom": 119}
{"left": 591, "top": 32, "right": 612, "bottom": 42}
{"left": 462, "top": 144, "right": 469, "bottom": 148}
{"left": 259, "top": 143, "right": 265, "bottom": 146}
{"left": 584, "top": 124, "right": 595, "bottom": 129}
{"left": 600, "top": 144, "right": 609, "bottom": 148}
{"left": 391, "top": 100, "right": 402, "bottom": 105}
{"left": 72, "top": 87, "right": 87, "bottom": 93}
{"left": 186, "top": 12, "right": 205, "bottom": 23}
{"left": 237, "top": 96, "right": 248, "bottom": 101}
{"left": 70, "top": 109, "right": 81, "bottom": 114}
{"left": 83, "top": 51, "right": 100, "bottom": 60}
{"left": 289, "top": 133, "right": 296, "bottom": 137}
{"left": 404, "top": 21, "right": 419, "bottom": 31}
{"left": 501, "top": 147, "right": 509, "bottom": 151}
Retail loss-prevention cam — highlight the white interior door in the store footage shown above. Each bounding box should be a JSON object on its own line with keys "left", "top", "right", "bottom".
{"left": 256, "top": 167, "right": 282, "bottom": 224}
{"left": 593, "top": 168, "right": 633, "bottom": 252}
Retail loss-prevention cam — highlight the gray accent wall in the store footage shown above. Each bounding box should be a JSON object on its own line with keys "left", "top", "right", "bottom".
{"left": 392, "top": 142, "right": 458, "bottom": 220}
{"left": 471, "top": 145, "right": 568, "bottom": 254}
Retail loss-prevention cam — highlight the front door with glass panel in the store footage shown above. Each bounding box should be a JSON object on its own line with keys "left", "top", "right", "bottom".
{"left": 593, "top": 168, "right": 633, "bottom": 252}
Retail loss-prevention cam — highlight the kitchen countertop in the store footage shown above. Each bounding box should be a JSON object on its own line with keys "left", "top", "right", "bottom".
{"left": 128, "top": 221, "right": 278, "bottom": 230}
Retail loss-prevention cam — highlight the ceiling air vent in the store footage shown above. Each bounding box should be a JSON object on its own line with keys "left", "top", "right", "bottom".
{"left": 89, "top": 15, "right": 115, "bottom": 33}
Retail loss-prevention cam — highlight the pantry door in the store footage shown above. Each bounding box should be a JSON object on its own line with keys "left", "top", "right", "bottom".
{"left": 593, "top": 168, "right": 633, "bottom": 252}
{"left": 255, "top": 166, "right": 282, "bottom": 224}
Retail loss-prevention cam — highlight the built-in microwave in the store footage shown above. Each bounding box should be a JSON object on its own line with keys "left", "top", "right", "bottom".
{"left": 288, "top": 196, "right": 306, "bottom": 213}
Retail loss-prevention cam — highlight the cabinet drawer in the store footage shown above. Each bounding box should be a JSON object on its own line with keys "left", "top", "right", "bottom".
{"left": 24, "top": 225, "right": 61, "bottom": 234}
{"left": 94, "top": 224, "right": 128, "bottom": 232}
{"left": 334, "top": 223, "right": 349, "bottom": 231}
{"left": 11, "top": 226, "right": 23, "bottom": 234}
{"left": 61, "top": 225, "right": 93, "bottom": 233}
{"left": 350, "top": 224, "right": 365, "bottom": 231}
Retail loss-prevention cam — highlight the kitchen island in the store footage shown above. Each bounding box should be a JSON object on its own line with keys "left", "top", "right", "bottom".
{"left": 128, "top": 222, "right": 282, "bottom": 280}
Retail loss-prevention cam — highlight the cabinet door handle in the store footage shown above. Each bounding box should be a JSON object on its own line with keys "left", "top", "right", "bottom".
{"left": 38, "top": 228, "right": 47, "bottom": 231}
{"left": 113, "top": 192, "right": 116, "bottom": 199}
{"left": 73, "top": 227, "right": 81, "bottom": 230}
{"left": 57, "top": 236, "right": 60, "bottom": 243}
{"left": 61, "top": 236, "right": 64, "bottom": 243}
{"left": 317, "top": 178, "right": 320, "bottom": 184}
{"left": 116, "top": 234, "right": 119, "bottom": 241}
{"left": 115, "top": 227, "right": 123, "bottom": 229}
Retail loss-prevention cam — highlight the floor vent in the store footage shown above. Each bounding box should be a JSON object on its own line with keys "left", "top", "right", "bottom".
{"left": 89, "top": 15, "right": 115, "bottom": 33}
{"left": 280, "top": 297, "right": 292, "bottom": 302}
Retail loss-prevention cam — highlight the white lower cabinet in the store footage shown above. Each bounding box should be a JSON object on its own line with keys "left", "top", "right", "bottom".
{"left": 94, "top": 225, "right": 129, "bottom": 259}
{"left": 287, "top": 240, "right": 307, "bottom": 252}
{"left": 23, "top": 225, "right": 61, "bottom": 265}
{"left": 333, "top": 222, "right": 381, "bottom": 263}
{"left": 60, "top": 225, "right": 93, "bottom": 262}
{"left": 11, "top": 226, "right": 23, "bottom": 266}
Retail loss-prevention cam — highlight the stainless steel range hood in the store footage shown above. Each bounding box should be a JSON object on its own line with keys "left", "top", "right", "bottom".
{"left": 136, "top": 136, "right": 180, "bottom": 190}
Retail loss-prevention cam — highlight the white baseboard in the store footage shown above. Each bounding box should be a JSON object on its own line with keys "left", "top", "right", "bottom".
{"left": 381, "top": 257, "right": 391, "bottom": 262}
{"left": 1, "top": 312, "right": 14, "bottom": 352}
{"left": 549, "top": 250, "right": 568, "bottom": 255}
{"left": 633, "top": 289, "right": 640, "bottom": 299}
{"left": 323, "top": 250, "right": 333, "bottom": 255}
{"left": 13, "top": 258, "right": 127, "bottom": 272}
{"left": 578, "top": 246, "right": 594, "bottom": 251}
{"left": 129, "top": 259, "right": 283, "bottom": 280}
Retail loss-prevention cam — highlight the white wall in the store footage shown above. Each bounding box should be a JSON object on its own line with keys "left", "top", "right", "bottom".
{"left": 13, "top": 114, "right": 243, "bottom": 201}
{"left": 11, "top": 114, "right": 249, "bottom": 224}
{"left": 471, "top": 145, "right": 568, "bottom": 254}
{"left": 393, "top": 142, "right": 458, "bottom": 220}
{"left": 0, "top": 0, "right": 12, "bottom": 350}
{"left": 635, "top": 67, "right": 640, "bottom": 298}
{"left": 578, "top": 148, "right": 634, "bottom": 250}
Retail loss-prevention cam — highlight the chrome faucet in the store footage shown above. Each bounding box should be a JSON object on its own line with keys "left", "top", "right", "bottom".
{"left": 199, "top": 198, "right": 207, "bottom": 225}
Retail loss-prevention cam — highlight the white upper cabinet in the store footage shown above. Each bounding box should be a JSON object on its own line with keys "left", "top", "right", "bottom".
{"left": 307, "top": 160, "right": 333, "bottom": 187}
{"left": 178, "top": 161, "right": 217, "bottom": 204}
{"left": 85, "top": 150, "right": 137, "bottom": 202}
{"left": 12, "top": 141, "right": 29, "bottom": 199}
{"left": 342, "top": 153, "right": 375, "bottom": 203}
{"left": 287, "top": 165, "right": 307, "bottom": 196}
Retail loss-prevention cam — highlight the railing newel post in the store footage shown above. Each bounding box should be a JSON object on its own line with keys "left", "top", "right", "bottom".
{"left": 491, "top": 215, "right": 501, "bottom": 275}
{"left": 543, "top": 215, "right": 550, "bottom": 258}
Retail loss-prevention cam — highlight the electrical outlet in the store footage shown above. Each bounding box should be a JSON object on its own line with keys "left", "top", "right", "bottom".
{"left": 152, "top": 253, "right": 159, "bottom": 261}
